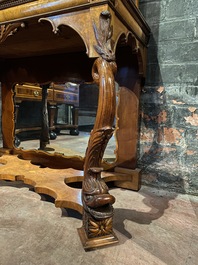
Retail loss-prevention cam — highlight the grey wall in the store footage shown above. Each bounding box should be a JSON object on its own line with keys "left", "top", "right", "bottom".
{"left": 138, "top": 0, "right": 198, "bottom": 194}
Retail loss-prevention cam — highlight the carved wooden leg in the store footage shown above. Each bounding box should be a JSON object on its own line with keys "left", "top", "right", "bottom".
{"left": 14, "top": 102, "right": 21, "bottom": 147}
{"left": 70, "top": 106, "right": 79, "bottom": 135}
{"left": 48, "top": 104, "right": 57, "bottom": 140}
{"left": 78, "top": 10, "right": 119, "bottom": 250}
{"left": 78, "top": 67, "right": 119, "bottom": 249}
{"left": 39, "top": 86, "right": 50, "bottom": 150}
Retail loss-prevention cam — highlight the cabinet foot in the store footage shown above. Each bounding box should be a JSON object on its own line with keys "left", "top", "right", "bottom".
{"left": 49, "top": 131, "right": 57, "bottom": 140}
{"left": 14, "top": 136, "right": 21, "bottom": 147}
{"left": 70, "top": 129, "right": 79, "bottom": 135}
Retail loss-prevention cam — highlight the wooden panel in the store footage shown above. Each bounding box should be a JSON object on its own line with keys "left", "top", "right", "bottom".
{"left": 115, "top": 86, "right": 139, "bottom": 169}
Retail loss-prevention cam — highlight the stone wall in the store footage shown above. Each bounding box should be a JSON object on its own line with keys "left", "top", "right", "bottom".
{"left": 138, "top": 0, "right": 198, "bottom": 194}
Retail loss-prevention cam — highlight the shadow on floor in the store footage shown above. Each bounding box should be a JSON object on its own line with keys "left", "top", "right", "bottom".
{"left": 113, "top": 187, "right": 178, "bottom": 243}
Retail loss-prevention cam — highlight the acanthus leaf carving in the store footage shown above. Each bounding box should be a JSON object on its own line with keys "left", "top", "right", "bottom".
{"left": 0, "top": 22, "right": 25, "bottom": 44}
{"left": 93, "top": 11, "right": 115, "bottom": 61}
{"left": 81, "top": 11, "right": 117, "bottom": 241}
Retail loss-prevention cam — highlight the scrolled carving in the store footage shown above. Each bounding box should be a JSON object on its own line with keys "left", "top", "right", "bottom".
{"left": 0, "top": 22, "right": 25, "bottom": 44}
{"left": 82, "top": 167, "right": 115, "bottom": 222}
{"left": 82, "top": 127, "right": 115, "bottom": 220}
{"left": 38, "top": 18, "right": 59, "bottom": 34}
{"left": 87, "top": 62, "right": 117, "bottom": 217}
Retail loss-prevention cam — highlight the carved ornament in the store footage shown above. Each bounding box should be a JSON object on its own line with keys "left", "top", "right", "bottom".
{"left": 82, "top": 11, "right": 116, "bottom": 235}
{"left": 93, "top": 10, "right": 115, "bottom": 61}
{"left": 0, "top": 22, "right": 25, "bottom": 44}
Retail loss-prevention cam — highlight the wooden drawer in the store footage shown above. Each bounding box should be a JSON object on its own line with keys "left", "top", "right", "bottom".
{"left": 14, "top": 83, "right": 79, "bottom": 106}
{"left": 15, "top": 84, "right": 53, "bottom": 102}
{"left": 53, "top": 89, "right": 79, "bottom": 107}
{"left": 50, "top": 82, "right": 79, "bottom": 107}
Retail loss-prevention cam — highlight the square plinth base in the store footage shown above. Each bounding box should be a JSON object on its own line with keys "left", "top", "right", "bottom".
{"left": 78, "top": 227, "right": 119, "bottom": 251}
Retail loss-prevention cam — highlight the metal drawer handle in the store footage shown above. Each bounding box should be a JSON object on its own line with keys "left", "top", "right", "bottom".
{"left": 33, "top": 91, "right": 39, "bottom": 97}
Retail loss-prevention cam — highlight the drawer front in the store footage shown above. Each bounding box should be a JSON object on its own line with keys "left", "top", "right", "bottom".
{"left": 15, "top": 84, "right": 53, "bottom": 101}
{"left": 54, "top": 90, "right": 79, "bottom": 107}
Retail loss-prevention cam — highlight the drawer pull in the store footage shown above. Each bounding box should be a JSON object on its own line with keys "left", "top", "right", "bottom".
{"left": 33, "top": 91, "right": 39, "bottom": 97}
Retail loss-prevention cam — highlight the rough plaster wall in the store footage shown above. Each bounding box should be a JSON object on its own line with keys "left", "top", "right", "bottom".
{"left": 138, "top": 0, "right": 198, "bottom": 194}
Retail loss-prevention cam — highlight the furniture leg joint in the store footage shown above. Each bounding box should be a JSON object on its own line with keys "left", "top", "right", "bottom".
{"left": 114, "top": 167, "right": 141, "bottom": 191}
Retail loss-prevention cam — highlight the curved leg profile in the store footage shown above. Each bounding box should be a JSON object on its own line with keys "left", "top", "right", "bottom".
{"left": 78, "top": 11, "right": 118, "bottom": 250}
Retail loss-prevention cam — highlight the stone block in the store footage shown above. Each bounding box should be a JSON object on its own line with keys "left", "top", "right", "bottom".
{"left": 166, "top": 0, "right": 186, "bottom": 19}
{"left": 185, "top": 128, "right": 198, "bottom": 147}
{"left": 140, "top": 164, "right": 186, "bottom": 193}
{"left": 157, "top": 19, "right": 195, "bottom": 42}
{"left": 182, "top": 63, "right": 198, "bottom": 84}
{"left": 185, "top": 86, "right": 198, "bottom": 98}
{"left": 196, "top": 17, "right": 198, "bottom": 39}
{"left": 147, "top": 43, "right": 166, "bottom": 65}
{"left": 139, "top": 1, "right": 165, "bottom": 25}
{"left": 188, "top": 0, "right": 198, "bottom": 17}
{"left": 162, "top": 41, "right": 198, "bottom": 64}
{"left": 141, "top": 86, "right": 165, "bottom": 105}
{"left": 184, "top": 149, "right": 198, "bottom": 168}
{"left": 145, "top": 63, "right": 163, "bottom": 86}
{"left": 160, "top": 64, "right": 185, "bottom": 84}
{"left": 168, "top": 105, "right": 197, "bottom": 128}
{"left": 165, "top": 85, "right": 198, "bottom": 105}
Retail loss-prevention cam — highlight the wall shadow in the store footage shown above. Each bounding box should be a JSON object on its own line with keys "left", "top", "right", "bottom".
{"left": 138, "top": 1, "right": 186, "bottom": 194}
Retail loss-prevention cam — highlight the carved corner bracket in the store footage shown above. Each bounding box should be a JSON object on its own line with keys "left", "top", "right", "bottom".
{"left": 38, "top": 17, "right": 59, "bottom": 34}
{"left": 79, "top": 11, "right": 119, "bottom": 250}
{"left": 0, "top": 22, "right": 25, "bottom": 44}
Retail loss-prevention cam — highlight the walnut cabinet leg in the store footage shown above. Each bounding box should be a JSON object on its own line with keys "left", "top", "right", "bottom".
{"left": 78, "top": 11, "right": 119, "bottom": 250}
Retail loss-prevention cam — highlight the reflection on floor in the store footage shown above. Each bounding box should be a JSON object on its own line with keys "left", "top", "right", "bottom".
{"left": 18, "top": 130, "right": 116, "bottom": 162}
